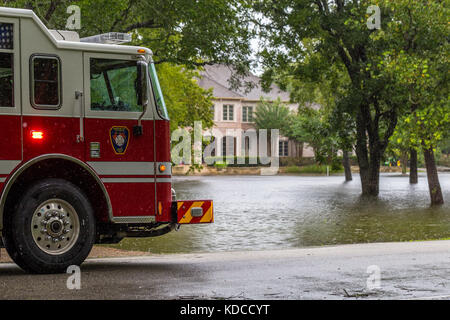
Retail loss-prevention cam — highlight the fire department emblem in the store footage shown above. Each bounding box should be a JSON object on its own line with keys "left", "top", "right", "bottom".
{"left": 110, "top": 126, "right": 130, "bottom": 155}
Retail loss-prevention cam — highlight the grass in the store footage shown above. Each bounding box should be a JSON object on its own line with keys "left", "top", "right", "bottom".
{"left": 408, "top": 237, "right": 450, "bottom": 242}
{"left": 285, "top": 164, "right": 344, "bottom": 174}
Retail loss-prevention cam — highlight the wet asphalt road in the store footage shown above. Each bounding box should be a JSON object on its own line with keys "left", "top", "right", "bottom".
{"left": 1, "top": 240, "right": 450, "bottom": 300}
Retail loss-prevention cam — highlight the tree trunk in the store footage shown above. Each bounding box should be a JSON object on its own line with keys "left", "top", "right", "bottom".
{"left": 401, "top": 151, "right": 408, "bottom": 175}
{"left": 423, "top": 146, "right": 444, "bottom": 205}
{"left": 343, "top": 150, "right": 353, "bottom": 181}
{"left": 409, "top": 148, "right": 418, "bottom": 184}
{"left": 355, "top": 114, "right": 381, "bottom": 197}
{"left": 298, "top": 142, "right": 304, "bottom": 158}
{"left": 356, "top": 146, "right": 381, "bottom": 196}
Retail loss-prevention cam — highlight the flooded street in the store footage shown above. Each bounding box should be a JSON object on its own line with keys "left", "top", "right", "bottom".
{"left": 111, "top": 173, "right": 450, "bottom": 254}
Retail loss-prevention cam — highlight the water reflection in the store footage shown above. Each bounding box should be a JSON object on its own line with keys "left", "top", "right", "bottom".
{"left": 110, "top": 173, "right": 450, "bottom": 253}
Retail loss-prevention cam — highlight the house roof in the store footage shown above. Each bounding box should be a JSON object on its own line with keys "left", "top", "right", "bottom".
{"left": 197, "top": 64, "right": 291, "bottom": 102}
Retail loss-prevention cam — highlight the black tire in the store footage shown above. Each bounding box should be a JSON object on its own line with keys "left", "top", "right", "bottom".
{"left": 3, "top": 178, "right": 95, "bottom": 274}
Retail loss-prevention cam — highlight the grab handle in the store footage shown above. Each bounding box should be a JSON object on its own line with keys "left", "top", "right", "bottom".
{"left": 75, "top": 91, "right": 84, "bottom": 143}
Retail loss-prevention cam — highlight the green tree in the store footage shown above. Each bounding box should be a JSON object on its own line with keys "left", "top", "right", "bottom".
{"left": 287, "top": 107, "right": 341, "bottom": 170}
{"left": 386, "top": 126, "right": 412, "bottom": 176}
{"left": 253, "top": 0, "right": 404, "bottom": 197}
{"left": 253, "top": 98, "right": 291, "bottom": 156}
{"left": 381, "top": 0, "right": 449, "bottom": 205}
{"left": 157, "top": 63, "right": 214, "bottom": 132}
{"left": 269, "top": 44, "right": 355, "bottom": 181}
{"left": 254, "top": 0, "right": 448, "bottom": 202}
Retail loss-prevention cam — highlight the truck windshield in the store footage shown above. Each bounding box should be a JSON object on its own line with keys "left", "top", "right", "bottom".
{"left": 148, "top": 63, "right": 169, "bottom": 120}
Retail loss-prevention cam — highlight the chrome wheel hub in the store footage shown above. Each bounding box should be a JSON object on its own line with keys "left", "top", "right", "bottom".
{"left": 31, "top": 199, "right": 80, "bottom": 255}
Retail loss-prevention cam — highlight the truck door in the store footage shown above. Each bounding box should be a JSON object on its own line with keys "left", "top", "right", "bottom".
{"left": 82, "top": 53, "right": 156, "bottom": 222}
{"left": 0, "top": 18, "right": 21, "bottom": 188}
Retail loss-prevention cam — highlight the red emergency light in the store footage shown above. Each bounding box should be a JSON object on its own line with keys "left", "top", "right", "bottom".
{"left": 31, "top": 130, "right": 44, "bottom": 140}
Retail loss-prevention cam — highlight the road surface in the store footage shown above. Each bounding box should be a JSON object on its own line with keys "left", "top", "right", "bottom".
{"left": 1, "top": 240, "right": 450, "bottom": 300}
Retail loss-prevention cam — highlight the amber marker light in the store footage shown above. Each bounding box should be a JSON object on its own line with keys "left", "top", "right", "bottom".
{"left": 159, "top": 164, "right": 166, "bottom": 172}
{"left": 137, "top": 49, "right": 146, "bottom": 53}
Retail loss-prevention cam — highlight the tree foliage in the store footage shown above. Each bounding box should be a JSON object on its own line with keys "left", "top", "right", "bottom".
{"left": 253, "top": 98, "right": 291, "bottom": 132}
{"left": 287, "top": 107, "right": 340, "bottom": 166}
{"left": 380, "top": 0, "right": 449, "bottom": 204}
{"left": 157, "top": 63, "right": 214, "bottom": 132}
{"left": 252, "top": 0, "right": 448, "bottom": 199}
{"left": 3, "top": 0, "right": 254, "bottom": 68}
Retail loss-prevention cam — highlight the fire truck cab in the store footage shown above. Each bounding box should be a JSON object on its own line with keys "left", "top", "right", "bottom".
{"left": 0, "top": 7, "right": 213, "bottom": 273}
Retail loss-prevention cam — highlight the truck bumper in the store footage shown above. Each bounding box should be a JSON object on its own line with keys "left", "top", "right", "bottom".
{"left": 172, "top": 200, "right": 214, "bottom": 224}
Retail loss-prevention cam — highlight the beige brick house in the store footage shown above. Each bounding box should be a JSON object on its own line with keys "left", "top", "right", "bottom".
{"left": 197, "top": 64, "right": 314, "bottom": 159}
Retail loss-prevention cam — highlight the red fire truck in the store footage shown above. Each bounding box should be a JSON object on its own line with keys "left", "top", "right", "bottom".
{"left": 0, "top": 7, "right": 213, "bottom": 273}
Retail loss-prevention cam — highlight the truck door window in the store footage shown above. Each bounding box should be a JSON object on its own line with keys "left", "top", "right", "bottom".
{"left": 0, "top": 53, "right": 13, "bottom": 107}
{"left": 30, "top": 55, "right": 61, "bottom": 109}
{"left": 90, "top": 58, "right": 143, "bottom": 112}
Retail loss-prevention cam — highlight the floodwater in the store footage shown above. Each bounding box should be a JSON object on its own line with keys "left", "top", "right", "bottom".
{"left": 110, "top": 173, "right": 450, "bottom": 254}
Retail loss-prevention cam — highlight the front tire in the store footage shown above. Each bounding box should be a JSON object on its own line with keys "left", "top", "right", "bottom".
{"left": 3, "top": 179, "right": 95, "bottom": 274}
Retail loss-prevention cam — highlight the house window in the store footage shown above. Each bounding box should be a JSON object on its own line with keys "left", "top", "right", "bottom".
{"left": 211, "top": 104, "right": 215, "bottom": 121}
{"left": 222, "top": 136, "right": 236, "bottom": 157}
{"left": 244, "top": 136, "right": 250, "bottom": 156}
{"left": 222, "top": 137, "right": 227, "bottom": 156}
{"left": 242, "top": 106, "right": 253, "bottom": 122}
{"left": 31, "top": 55, "right": 61, "bottom": 109}
{"left": 223, "top": 104, "right": 234, "bottom": 121}
{"left": 279, "top": 140, "right": 289, "bottom": 157}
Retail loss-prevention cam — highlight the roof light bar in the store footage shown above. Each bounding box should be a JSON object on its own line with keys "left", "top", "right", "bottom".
{"left": 80, "top": 32, "right": 132, "bottom": 44}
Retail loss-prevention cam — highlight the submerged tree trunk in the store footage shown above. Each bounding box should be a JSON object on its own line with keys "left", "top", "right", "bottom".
{"left": 409, "top": 148, "right": 418, "bottom": 184}
{"left": 343, "top": 150, "right": 353, "bottom": 181}
{"left": 356, "top": 144, "right": 381, "bottom": 196}
{"left": 355, "top": 112, "right": 383, "bottom": 197}
{"left": 358, "top": 166, "right": 381, "bottom": 196}
{"left": 401, "top": 151, "right": 408, "bottom": 175}
{"left": 423, "top": 146, "right": 444, "bottom": 205}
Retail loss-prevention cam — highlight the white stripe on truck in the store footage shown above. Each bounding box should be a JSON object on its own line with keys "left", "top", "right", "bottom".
{"left": 0, "top": 160, "right": 21, "bottom": 175}
{"left": 87, "top": 161, "right": 155, "bottom": 175}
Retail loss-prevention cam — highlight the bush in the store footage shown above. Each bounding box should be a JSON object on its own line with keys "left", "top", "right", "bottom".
{"left": 299, "top": 165, "right": 328, "bottom": 174}
{"left": 284, "top": 166, "right": 303, "bottom": 173}
{"left": 214, "top": 162, "right": 227, "bottom": 169}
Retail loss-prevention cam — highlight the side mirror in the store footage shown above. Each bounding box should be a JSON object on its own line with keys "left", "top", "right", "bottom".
{"left": 135, "top": 61, "right": 149, "bottom": 137}
{"left": 137, "top": 61, "right": 148, "bottom": 107}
